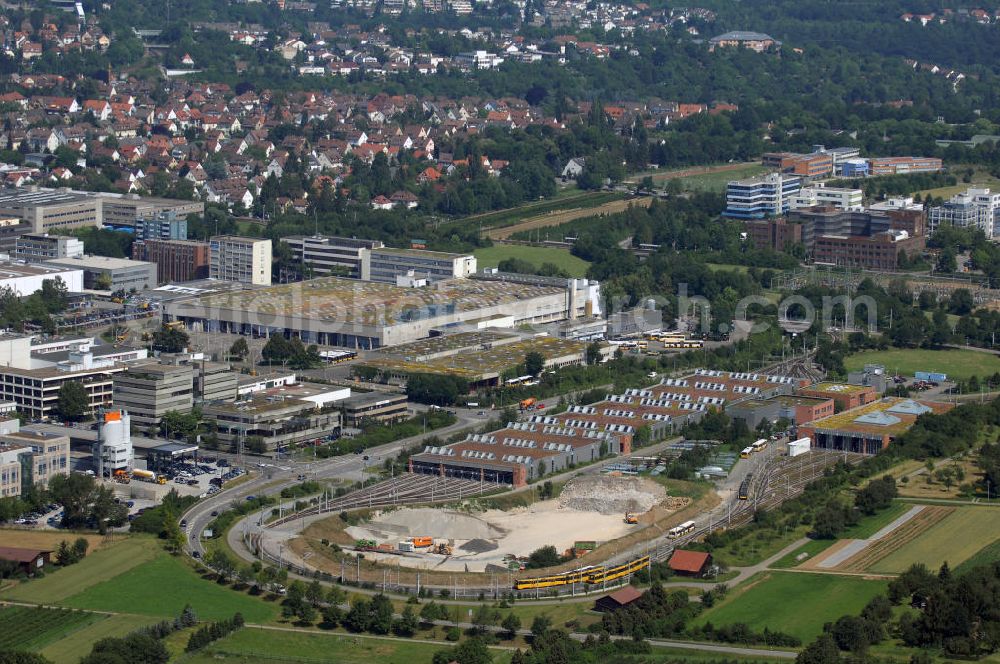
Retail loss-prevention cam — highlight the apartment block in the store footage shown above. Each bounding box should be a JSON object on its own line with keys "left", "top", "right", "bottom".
{"left": 13, "top": 233, "right": 84, "bottom": 263}
{"left": 284, "top": 235, "right": 384, "bottom": 279}
{"left": 209, "top": 236, "right": 272, "bottom": 286}
{"left": 136, "top": 210, "right": 188, "bottom": 241}
{"left": 112, "top": 364, "right": 194, "bottom": 428}
{"left": 132, "top": 239, "right": 210, "bottom": 283}
{"left": 724, "top": 173, "right": 801, "bottom": 219}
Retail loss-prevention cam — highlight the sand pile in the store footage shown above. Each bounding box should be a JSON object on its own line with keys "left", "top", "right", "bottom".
{"left": 558, "top": 475, "right": 666, "bottom": 515}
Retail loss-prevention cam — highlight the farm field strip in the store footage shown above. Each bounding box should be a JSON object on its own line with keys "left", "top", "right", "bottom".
{"left": 838, "top": 506, "right": 953, "bottom": 573}
{"left": 0, "top": 606, "right": 103, "bottom": 652}
{"left": 869, "top": 505, "right": 1000, "bottom": 574}
{"left": 485, "top": 197, "right": 652, "bottom": 240}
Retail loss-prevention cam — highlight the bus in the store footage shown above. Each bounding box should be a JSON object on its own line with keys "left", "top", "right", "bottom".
{"left": 662, "top": 340, "right": 703, "bottom": 349}
{"left": 505, "top": 375, "right": 534, "bottom": 387}
{"left": 739, "top": 447, "right": 753, "bottom": 459}
{"left": 667, "top": 520, "right": 696, "bottom": 538}
{"left": 637, "top": 341, "right": 648, "bottom": 350}
{"left": 751, "top": 438, "right": 768, "bottom": 453}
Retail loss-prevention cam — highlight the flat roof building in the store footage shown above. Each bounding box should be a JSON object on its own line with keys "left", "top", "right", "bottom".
{"left": 112, "top": 363, "right": 195, "bottom": 428}
{"left": 0, "top": 188, "right": 101, "bottom": 233}
{"left": 13, "top": 233, "right": 84, "bottom": 263}
{"left": 367, "top": 247, "right": 476, "bottom": 284}
{"left": 164, "top": 274, "right": 602, "bottom": 349}
{"left": 202, "top": 395, "right": 341, "bottom": 452}
{"left": 284, "top": 235, "right": 384, "bottom": 279}
{"left": 724, "top": 173, "right": 801, "bottom": 219}
{"left": 341, "top": 392, "right": 409, "bottom": 428}
{"left": 132, "top": 239, "right": 210, "bottom": 284}
{"left": 0, "top": 429, "right": 69, "bottom": 489}
{"left": 0, "top": 261, "right": 84, "bottom": 295}
{"left": 209, "top": 235, "right": 272, "bottom": 286}
{"left": 45, "top": 255, "right": 156, "bottom": 292}
{"left": 798, "top": 397, "right": 954, "bottom": 454}
{"left": 799, "top": 382, "right": 878, "bottom": 411}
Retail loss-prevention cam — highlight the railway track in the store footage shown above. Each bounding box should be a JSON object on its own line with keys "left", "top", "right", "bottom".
{"left": 244, "top": 449, "right": 861, "bottom": 598}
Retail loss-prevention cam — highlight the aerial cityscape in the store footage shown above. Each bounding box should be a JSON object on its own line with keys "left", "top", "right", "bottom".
{"left": 1, "top": 0, "right": 1000, "bottom": 663}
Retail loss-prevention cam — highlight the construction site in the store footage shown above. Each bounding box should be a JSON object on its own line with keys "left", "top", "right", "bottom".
{"left": 297, "top": 474, "right": 694, "bottom": 574}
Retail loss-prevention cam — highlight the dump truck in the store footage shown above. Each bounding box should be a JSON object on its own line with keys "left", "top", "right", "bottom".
{"left": 411, "top": 536, "right": 433, "bottom": 548}
{"left": 519, "top": 397, "right": 536, "bottom": 410}
{"left": 624, "top": 513, "right": 638, "bottom": 524}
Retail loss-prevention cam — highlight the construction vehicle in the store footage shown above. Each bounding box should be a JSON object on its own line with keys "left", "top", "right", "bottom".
{"left": 624, "top": 513, "right": 638, "bottom": 524}
{"left": 157, "top": 476, "right": 167, "bottom": 484}
{"left": 411, "top": 536, "right": 433, "bottom": 548}
{"left": 519, "top": 397, "right": 537, "bottom": 410}
{"left": 435, "top": 543, "right": 453, "bottom": 556}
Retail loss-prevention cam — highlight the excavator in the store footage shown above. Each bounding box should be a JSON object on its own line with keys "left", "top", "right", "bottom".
{"left": 624, "top": 513, "right": 638, "bottom": 524}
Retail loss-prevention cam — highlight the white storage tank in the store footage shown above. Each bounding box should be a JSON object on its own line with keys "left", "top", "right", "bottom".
{"left": 787, "top": 437, "right": 811, "bottom": 457}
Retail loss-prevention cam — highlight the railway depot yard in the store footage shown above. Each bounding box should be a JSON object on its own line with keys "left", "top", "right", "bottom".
{"left": 305, "top": 476, "right": 690, "bottom": 573}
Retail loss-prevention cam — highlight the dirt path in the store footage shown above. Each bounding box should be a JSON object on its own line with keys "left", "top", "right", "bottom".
{"left": 485, "top": 197, "right": 652, "bottom": 240}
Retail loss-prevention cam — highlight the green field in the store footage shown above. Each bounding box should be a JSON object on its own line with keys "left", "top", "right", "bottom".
{"left": 693, "top": 572, "right": 887, "bottom": 642}
{"left": 473, "top": 245, "right": 591, "bottom": 277}
{"left": 870, "top": 506, "right": 1000, "bottom": 574}
{"left": 955, "top": 536, "right": 1000, "bottom": 575}
{"left": 183, "top": 627, "right": 512, "bottom": 664}
{"left": 0, "top": 606, "right": 103, "bottom": 652}
{"left": 40, "top": 613, "right": 157, "bottom": 664}
{"left": 844, "top": 348, "right": 1000, "bottom": 381}
{"left": 63, "top": 552, "right": 277, "bottom": 622}
{"left": 0, "top": 536, "right": 160, "bottom": 604}
{"left": 840, "top": 502, "right": 910, "bottom": 539}
{"left": 770, "top": 538, "right": 836, "bottom": 570}
{"left": 669, "top": 164, "right": 767, "bottom": 193}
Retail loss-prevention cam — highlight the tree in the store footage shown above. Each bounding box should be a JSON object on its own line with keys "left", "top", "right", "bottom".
{"left": 530, "top": 614, "right": 552, "bottom": 640}
{"left": 796, "top": 633, "right": 840, "bottom": 664}
{"left": 432, "top": 637, "right": 493, "bottom": 664}
{"left": 394, "top": 604, "right": 418, "bottom": 637}
{"left": 370, "top": 593, "right": 393, "bottom": 635}
{"left": 229, "top": 337, "right": 249, "bottom": 360}
{"left": 48, "top": 473, "right": 126, "bottom": 532}
{"left": 344, "top": 598, "right": 372, "bottom": 633}
{"left": 585, "top": 342, "right": 602, "bottom": 365}
{"left": 152, "top": 325, "right": 189, "bottom": 353}
{"left": 160, "top": 508, "right": 185, "bottom": 553}
{"left": 261, "top": 335, "right": 293, "bottom": 364}
{"left": 57, "top": 380, "right": 89, "bottom": 421}
{"left": 936, "top": 248, "right": 957, "bottom": 274}
{"left": 502, "top": 612, "right": 522, "bottom": 639}
{"left": 524, "top": 351, "right": 545, "bottom": 376}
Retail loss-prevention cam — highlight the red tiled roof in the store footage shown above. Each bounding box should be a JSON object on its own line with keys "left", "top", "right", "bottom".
{"left": 668, "top": 549, "right": 710, "bottom": 573}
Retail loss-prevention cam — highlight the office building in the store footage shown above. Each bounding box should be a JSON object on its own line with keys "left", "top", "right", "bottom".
{"left": 837, "top": 159, "right": 870, "bottom": 177}
{"left": 340, "top": 392, "right": 409, "bottom": 427}
{"left": 789, "top": 185, "right": 864, "bottom": 211}
{"left": 136, "top": 210, "right": 188, "bottom": 241}
{"left": 0, "top": 262, "right": 84, "bottom": 294}
{"left": 0, "top": 442, "right": 28, "bottom": 497}
{"left": 799, "top": 382, "right": 878, "bottom": 411}
{"left": 164, "top": 274, "right": 603, "bottom": 349}
{"left": 97, "top": 194, "right": 202, "bottom": 232}
{"left": 209, "top": 236, "right": 272, "bottom": 286}
{"left": 0, "top": 188, "right": 102, "bottom": 232}
{"left": 202, "top": 396, "right": 341, "bottom": 452}
{"left": 928, "top": 187, "right": 1000, "bottom": 237}
{"left": 0, "top": 218, "right": 31, "bottom": 254}
{"left": 762, "top": 151, "right": 833, "bottom": 178}
{"left": 44, "top": 255, "right": 156, "bottom": 292}
{"left": 724, "top": 173, "right": 801, "bottom": 219}
{"left": 112, "top": 364, "right": 195, "bottom": 428}
{"left": 868, "top": 156, "right": 942, "bottom": 176}
{"left": 0, "top": 335, "right": 144, "bottom": 419}
{"left": 0, "top": 429, "right": 69, "bottom": 489}
{"left": 813, "top": 230, "right": 924, "bottom": 270}
{"left": 284, "top": 235, "right": 384, "bottom": 279}
{"left": 13, "top": 233, "right": 84, "bottom": 263}
{"left": 132, "top": 239, "right": 210, "bottom": 283}
{"left": 367, "top": 247, "right": 477, "bottom": 284}
{"left": 454, "top": 50, "right": 504, "bottom": 69}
